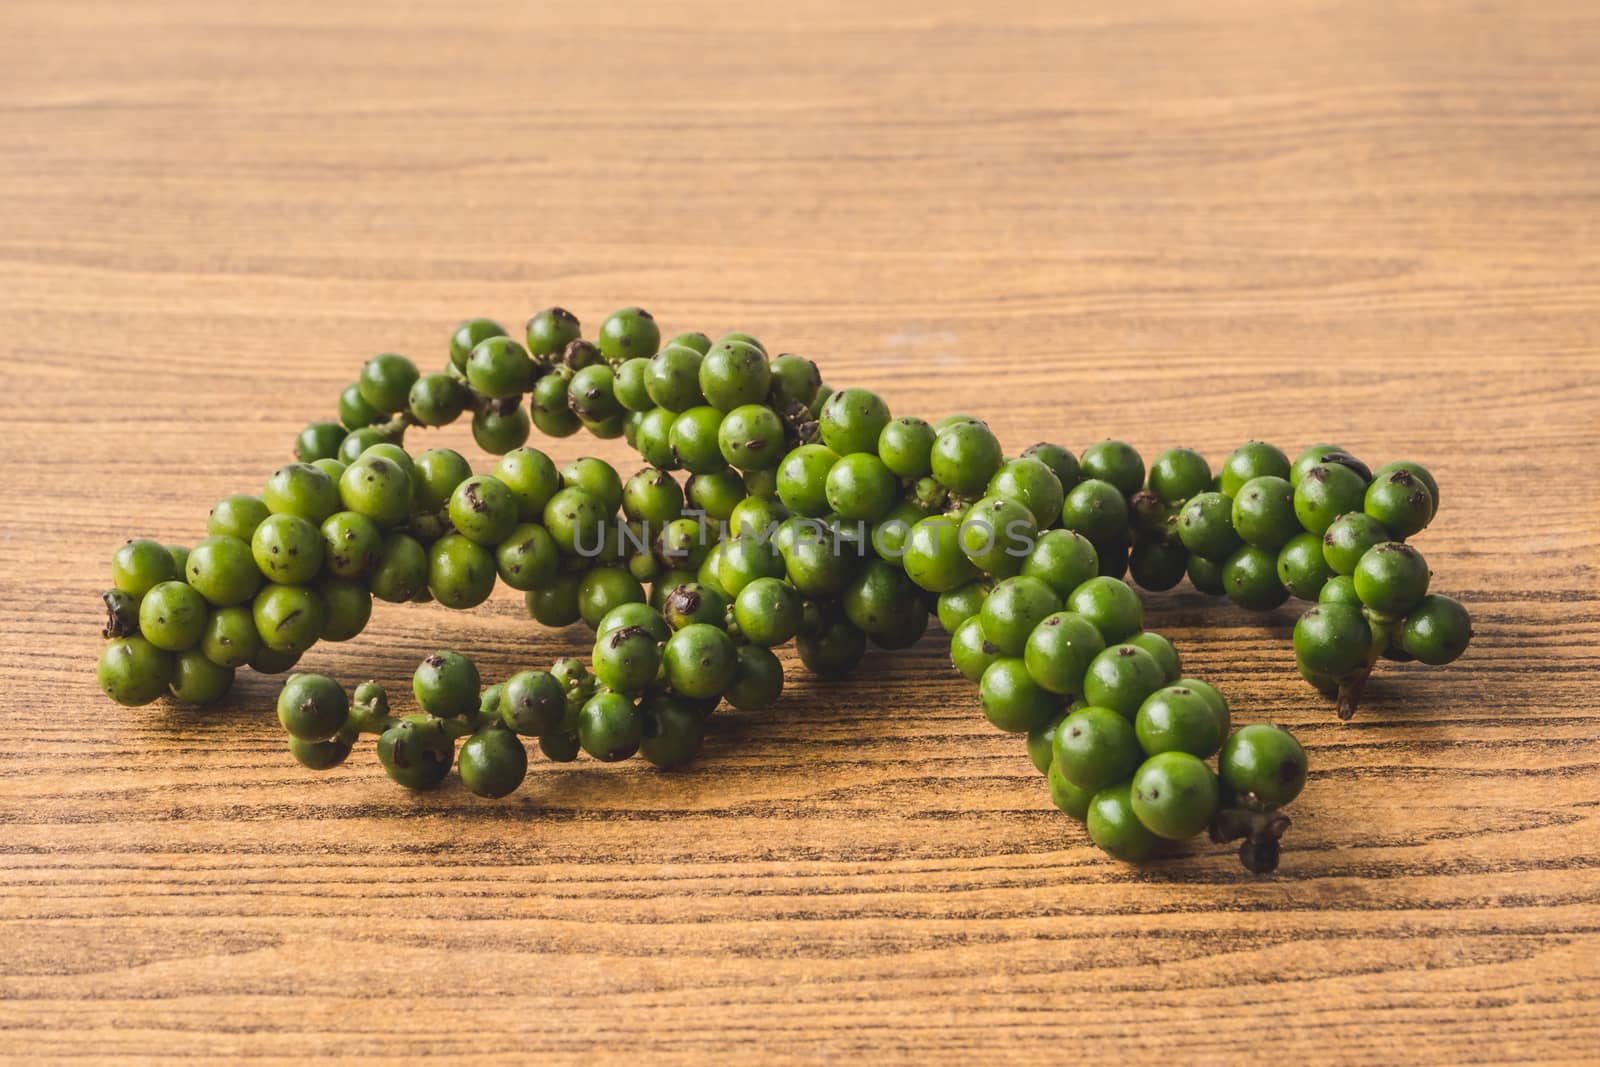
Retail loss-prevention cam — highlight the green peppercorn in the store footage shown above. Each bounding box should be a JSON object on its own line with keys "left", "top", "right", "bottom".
{"left": 1396, "top": 593, "right": 1472, "bottom": 665}
{"left": 428, "top": 533, "right": 497, "bottom": 609}
{"left": 525, "top": 307, "right": 581, "bottom": 358}
{"left": 1219, "top": 724, "right": 1307, "bottom": 807}
{"left": 1222, "top": 545, "right": 1288, "bottom": 611}
{"left": 929, "top": 421, "right": 1003, "bottom": 496}
{"left": 207, "top": 495, "right": 271, "bottom": 542}
{"left": 598, "top": 307, "right": 661, "bottom": 363}
{"left": 1146, "top": 447, "right": 1211, "bottom": 504}
{"left": 978, "top": 656, "right": 1060, "bottom": 733}
{"left": 1087, "top": 781, "right": 1161, "bottom": 861}
{"left": 98, "top": 636, "right": 175, "bottom": 706}
{"left": 377, "top": 715, "right": 455, "bottom": 789}
{"left": 459, "top": 727, "right": 528, "bottom": 798}
{"left": 277, "top": 673, "right": 349, "bottom": 741}
{"left": 1352, "top": 541, "right": 1430, "bottom": 615}
{"left": 1066, "top": 576, "right": 1144, "bottom": 644}
{"left": 1219, "top": 442, "right": 1290, "bottom": 497}
{"left": 1276, "top": 531, "right": 1333, "bottom": 600}
{"left": 1079, "top": 440, "right": 1145, "bottom": 497}
{"left": 1131, "top": 752, "right": 1219, "bottom": 839}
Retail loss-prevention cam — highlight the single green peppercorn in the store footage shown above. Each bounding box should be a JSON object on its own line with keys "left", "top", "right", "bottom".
{"left": 1293, "top": 461, "right": 1368, "bottom": 535}
{"left": 1053, "top": 705, "right": 1143, "bottom": 792}
{"left": 662, "top": 623, "right": 738, "bottom": 699}
{"left": 1186, "top": 554, "right": 1225, "bottom": 595}
{"left": 1396, "top": 593, "right": 1472, "bottom": 665}
{"left": 1021, "top": 443, "right": 1080, "bottom": 491}
{"left": 1232, "top": 475, "right": 1299, "bottom": 549}
{"left": 296, "top": 421, "right": 347, "bottom": 463}
{"left": 732, "top": 577, "right": 803, "bottom": 647}
{"left": 575, "top": 691, "right": 643, "bottom": 762}
{"left": 1131, "top": 752, "right": 1219, "bottom": 840}
{"left": 500, "top": 670, "right": 567, "bottom": 736}
{"left": 98, "top": 636, "right": 175, "bottom": 706}
{"left": 407, "top": 372, "right": 467, "bottom": 427}
{"left": 413, "top": 651, "right": 480, "bottom": 717}
{"left": 1277, "top": 531, "right": 1334, "bottom": 600}
{"left": 698, "top": 339, "right": 771, "bottom": 411}
{"left": 929, "top": 421, "right": 1003, "bottom": 495}
{"left": 1293, "top": 602, "right": 1372, "bottom": 678}
{"left": 902, "top": 515, "right": 980, "bottom": 593}
{"left": 877, "top": 416, "right": 937, "bottom": 480}
{"left": 1364, "top": 468, "right": 1434, "bottom": 538}
{"left": 528, "top": 370, "right": 581, "bottom": 438}
{"left": 1087, "top": 781, "right": 1161, "bottom": 862}
{"left": 369, "top": 532, "right": 428, "bottom": 603}
{"left": 935, "top": 581, "right": 989, "bottom": 634}
{"left": 451, "top": 317, "right": 509, "bottom": 370}
{"left": 1082, "top": 643, "right": 1166, "bottom": 718}
{"left": 598, "top": 307, "right": 661, "bottom": 363}
{"left": 1321, "top": 512, "right": 1390, "bottom": 576}
{"left": 987, "top": 458, "right": 1065, "bottom": 529}
{"left": 613, "top": 357, "right": 655, "bottom": 412}
{"left": 448, "top": 476, "right": 519, "bottom": 546}
{"left": 768, "top": 353, "right": 820, "bottom": 407}
{"left": 1219, "top": 724, "right": 1307, "bottom": 807}
{"left": 207, "top": 495, "right": 271, "bottom": 542}
{"left": 643, "top": 344, "right": 706, "bottom": 412}
{"left": 1060, "top": 479, "right": 1130, "bottom": 546}
{"left": 638, "top": 694, "right": 707, "bottom": 768}
{"left": 578, "top": 567, "right": 646, "bottom": 629}
{"left": 185, "top": 535, "right": 262, "bottom": 606}
{"left": 138, "top": 580, "right": 207, "bottom": 651}
{"left": 1048, "top": 762, "right": 1095, "bottom": 820}
{"left": 825, "top": 453, "right": 898, "bottom": 522}
{"left": 338, "top": 382, "right": 382, "bottom": 430}
{"left": 338, "top": 454, "right": 413, "bottom": 528}
{"left": 1125, "top": 632, "right": 1181, "bottom": 682}
{"left": 289, "top": 731, "right": 355, "bottom": 771}
{"left": 458, "top": 728, "right": 528, "bottom": 798}
{"left": 112, "top": 538, "right": 177, "bottom": 598}
{"left": 979, "top": 656, "right": 1060, "bottom": 733}
{"left": 667, "top": 406, "right": 728, "bottom": 475}
{"left": 1176, "top": 491, "right": 1241, "bottom": 562}
{"left": 1290, "top": 443, "right": 1370, "bottom": 486}
{"left": 1066, "top": 576, "right": 1144, "bottom": 644}
{"left": 199, "top": 605, "right": 259, "bottom": 668}
{"left": 818, "top": 388, "right": 891, "bottom": 456}
{"left": 776, "top": 443, "right": 839, "bottom": 517}
{"left": 1372, "top": 460, "right": 1439, "bottom": 519}
{"left": 685, "top": 469, "right": 745, "bottom": 521}
{"left": 1147, "top": 448, "right": 1212, "bottom": 504}
{"left": 1318, "top": 573, "right": 1361, "bottom": 607}
{"left": 1024, "top": 611, "right": 1106, "bottom": 696}
{"left": 950, "top": 615, "right": 1000, "bottom": 682}
{"left": 726, "top": 644, "right": 784, "bottom": 710}
{"left": 1222, "top": 545, "right": 1289, "bottom": 611}
{"left": 1020, "top": 529, "right": 1099, "bottom": 601}
{"left": 358, "top": 353, "right": 419, "bottom": 414}
{"left": 428, "top": 533, "right": 497, "bottom": 609}
{"left": 569, "top": 363, "right": 622, "bottom": 421}
{"left": 250, "top": 513, "right": 323, "bottom": 585}
{"left": 1079, "top": 440, "right": 1145, "bottom": 497}
{"left": 525, "top": 307, "right": 581, "bottom": 358}
{"left": 377, "top": 715, "right": 455, "bottom": 790}
{"left": 717, "top": 404, "right": 786, "bottom": 470}
{"left": 337, "top": 426, "right": 391, "bottom": 465}
{"left": 1219, "top": 442, "right": 1291, "bottom": 498}
{"left": 1353, "top": 541, "right": 1430, "bottom": 615}
{"left": 978, "top": 576, "right": 1061, "bottom": 657}
{"left": 795, "top": 616, "right": 867, "bottom": 679}
{"left": 1135, "top": 685, "right": 1223, "bottom": 758}
{"left": 277, "top": 673, "right": 349, "bottom": 741}
{"left": 1128, "top": 537, "right": 1189, "bottom": 593}
{"left": 318, "top": 579, "right": 372, "bottom": 641}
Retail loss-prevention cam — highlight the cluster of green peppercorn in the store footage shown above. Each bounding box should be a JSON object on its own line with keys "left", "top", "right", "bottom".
{"left": 94, "top": 305, "right": 1473, "bottom": 872}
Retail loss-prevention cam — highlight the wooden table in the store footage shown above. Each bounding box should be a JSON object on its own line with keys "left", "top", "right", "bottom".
{"left": 3, "top": 1, "right": 1597, "bottom": 1061}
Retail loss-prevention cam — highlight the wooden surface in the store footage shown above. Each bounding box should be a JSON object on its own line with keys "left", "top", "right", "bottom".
{"left": 2, "top": 0, "right": 1598, "bottom": 1062}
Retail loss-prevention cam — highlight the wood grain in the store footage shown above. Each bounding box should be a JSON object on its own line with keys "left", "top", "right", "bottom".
{"left": 2, "top": 0, "right": 1599, "bottom": 1061}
